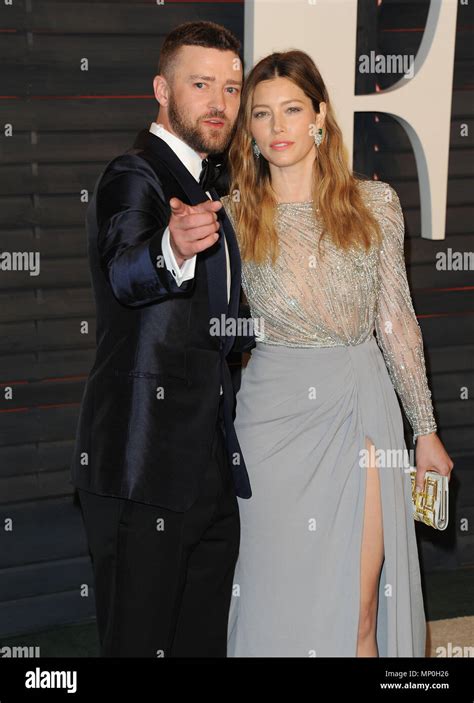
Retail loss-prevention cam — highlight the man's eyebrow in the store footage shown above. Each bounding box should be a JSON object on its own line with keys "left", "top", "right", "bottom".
{"left": 252, "top": 99, "right": 305, "bottom": 109}
{"left": 188, "top": 74, "right": 242, "bottom": 86}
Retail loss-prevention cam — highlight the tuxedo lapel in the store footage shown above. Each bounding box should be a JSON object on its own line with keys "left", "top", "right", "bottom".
{"left": 132, "top": 129, "right": 230, "bottom": 334}
{"left": 133, "top": 129, "right": 202, "bottom": 207}
{"left": 209, "top": 186, "right": 242, "bottom": 356}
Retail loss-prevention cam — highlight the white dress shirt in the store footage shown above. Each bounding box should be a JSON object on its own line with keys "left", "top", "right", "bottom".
{"left": 149, "top": 122, "right": 231, "bottom": 303}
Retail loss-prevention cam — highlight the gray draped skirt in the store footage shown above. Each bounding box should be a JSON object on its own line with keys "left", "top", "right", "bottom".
{"left": 227, "top": 336, "right": 426, "bottom": 657}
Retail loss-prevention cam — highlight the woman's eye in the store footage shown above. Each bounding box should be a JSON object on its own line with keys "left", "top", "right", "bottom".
{"left": 253, "top": 107, "right": 301, "bottom": 119}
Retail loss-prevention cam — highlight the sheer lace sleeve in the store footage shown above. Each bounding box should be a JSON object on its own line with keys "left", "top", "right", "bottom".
{"left": 374, "top": 184, "right": 437, "bottom": 443}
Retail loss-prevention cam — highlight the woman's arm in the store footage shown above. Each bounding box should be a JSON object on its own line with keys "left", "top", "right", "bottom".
{"left": 373, "top": 183, "right": 453, "bottom": 489}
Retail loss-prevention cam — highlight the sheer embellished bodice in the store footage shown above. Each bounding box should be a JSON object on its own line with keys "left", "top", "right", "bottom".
{"left": 221, "top": 179, "right": 437, "bottom": 439}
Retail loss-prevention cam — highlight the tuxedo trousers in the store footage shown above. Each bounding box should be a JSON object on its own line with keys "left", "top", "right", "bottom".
{"left": 77, "top": 397, "right": 240, "bottom": 657}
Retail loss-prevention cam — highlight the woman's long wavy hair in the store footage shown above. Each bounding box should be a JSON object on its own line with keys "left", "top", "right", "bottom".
{"left": 226, "top": 50, "right": 382, "bottom": 264}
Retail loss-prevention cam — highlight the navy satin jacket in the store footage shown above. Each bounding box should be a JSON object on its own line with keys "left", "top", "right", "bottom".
{"left": 70, "top": 129, "right": 253, "bottom": 511}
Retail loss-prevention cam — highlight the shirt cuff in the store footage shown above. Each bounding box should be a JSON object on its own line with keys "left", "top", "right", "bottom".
{"left": 161, "top": 227, "right": 196, "bottom": 286}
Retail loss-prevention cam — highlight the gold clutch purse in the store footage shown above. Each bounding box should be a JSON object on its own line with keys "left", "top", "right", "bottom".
{"left": 409, "top": 468, "right": 449, "bottom": 530}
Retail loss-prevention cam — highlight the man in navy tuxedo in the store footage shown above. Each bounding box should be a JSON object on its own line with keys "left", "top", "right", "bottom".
{"left": 71, "top": 21, "right": 253, "bottom": 657}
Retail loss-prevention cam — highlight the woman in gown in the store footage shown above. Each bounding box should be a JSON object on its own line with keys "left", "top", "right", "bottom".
{"left": 221, "top": 50, "right": 453, "bottom": 657}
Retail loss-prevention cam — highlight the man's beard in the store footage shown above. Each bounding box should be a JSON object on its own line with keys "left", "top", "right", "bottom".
{"left": 167, "top": 92, "right": 235, "bottom": 157}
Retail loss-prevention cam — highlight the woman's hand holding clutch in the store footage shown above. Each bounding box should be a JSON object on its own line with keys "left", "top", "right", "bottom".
{"left": 414, "top": 432, "right": 454, "bottom": 492}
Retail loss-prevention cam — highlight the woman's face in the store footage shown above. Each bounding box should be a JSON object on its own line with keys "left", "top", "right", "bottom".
{"left": 250, "top": 76, "right": 325, "bottom": 167}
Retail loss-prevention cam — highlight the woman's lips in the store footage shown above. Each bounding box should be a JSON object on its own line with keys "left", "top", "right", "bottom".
{"left": 270, "top": 141, "right": 294, "bottom": 150}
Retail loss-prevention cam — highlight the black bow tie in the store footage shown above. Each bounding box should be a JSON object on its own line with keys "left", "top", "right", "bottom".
{"left": 199, "top": 157, "right": 221, "bottom": 192}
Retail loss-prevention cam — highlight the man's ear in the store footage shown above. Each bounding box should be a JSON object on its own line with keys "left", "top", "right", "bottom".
{"left": 153, "top": 75, "right": 169, "bottom": 107}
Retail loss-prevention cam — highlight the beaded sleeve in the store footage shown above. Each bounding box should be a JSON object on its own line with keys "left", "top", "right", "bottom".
{"left": 373, "top": 184, "right": 437, "bottom": 442}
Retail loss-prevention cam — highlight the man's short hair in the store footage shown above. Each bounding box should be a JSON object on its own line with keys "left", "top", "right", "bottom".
{"left": 158, "top": 20, "right": 242, "bottom": 85}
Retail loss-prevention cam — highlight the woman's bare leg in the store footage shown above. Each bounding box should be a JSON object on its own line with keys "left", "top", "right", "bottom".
{"left": 357, "top": 437, "right": 385, "bottom": 657}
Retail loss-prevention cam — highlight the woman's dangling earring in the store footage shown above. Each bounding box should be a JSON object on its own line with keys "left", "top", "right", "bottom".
{"left": 314, "top": 128, "right": 323, "bottom": 147}
{"left": 252, "top": 138, "right": 260, "bottom": 159}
